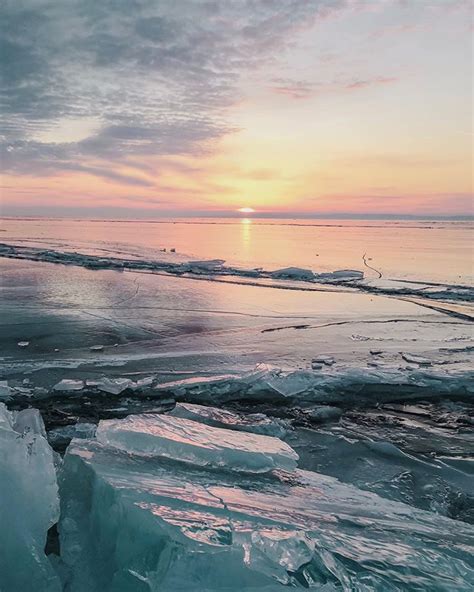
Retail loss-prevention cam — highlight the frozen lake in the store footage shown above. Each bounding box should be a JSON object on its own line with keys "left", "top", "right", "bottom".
{"left": 0, "top": 217, "right": 473, "bottom": 590}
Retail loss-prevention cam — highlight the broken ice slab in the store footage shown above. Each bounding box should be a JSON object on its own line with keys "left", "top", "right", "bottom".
{"left": 48, "top": 422, "right": 97, "bottom": 451}
{"left": 149, "top": 366, "right": 474, "bottom": 407}
{"left": 270, "top": 267, "right": 315, "bottom": 280}
{"left": 169, "top": 403, "right": 289, "bottom": 438}
{"left": 89, "top": 344, "right": 104, "bottom": 352}
{"left": 261, "top": 370, "right": 321, "bottom": 398}
{"left": 401, "top": 352, "right": 432, "bottom": 366}
{"left": 53, "top": 379, "right": 84, "bottom": 392}
{"left": 152, "top": 373, "right": 240, "bottom": 398}
{"left": 130, "top": 375, "right": 156, "bottom": 389}
{"left": 92, "top": 377, "right": 134, "bottom": 395}
{"left": 0, "top": 404, "right": 61, "bottom": 592}
{"left": 96, "top": 414, "right": 298, "bottom": 473}
{"left": 302, "top": 405, "right": 342, "bottom": 424}
{"left": 0, "top": 380, "right": 13, "bottom": 400}
{"left": 59, "top": 436, "right": 474, "bottom": 591}
{"left": 289, "top": 419, "right": 474, "bottom": 523}
{"left": 182, "top": 259, "right": 226, "bottom": 273}
{"left": 12, "top": 407, "right": 47, "bottom": 437}
{"left": 311, "top": 355, "right": 335, "bottom": 366}
{"left": 314, "top": 269, "right": 364, "bottom": 281}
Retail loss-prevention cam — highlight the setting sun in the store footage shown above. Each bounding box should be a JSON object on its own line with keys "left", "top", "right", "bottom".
{"left": 238, "top": 207, "right": 255, "bottom": 214}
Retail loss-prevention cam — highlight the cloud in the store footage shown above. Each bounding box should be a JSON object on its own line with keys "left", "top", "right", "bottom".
{"left": 271, "top": 79, "right": 315, "bottom": 99}
{"left": 270, "top": 75, "right": 398, "bottom": 99}
{"left": 1, "top": 0, "right": 347, "bottom": 181}
{"left": 344, "top": 77, "right": 398, "bottom": 90}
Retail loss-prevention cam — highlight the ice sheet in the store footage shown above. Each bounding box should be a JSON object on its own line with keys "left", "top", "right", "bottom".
{"left": 2, "top": 242, "right": 473, "bottom": 308}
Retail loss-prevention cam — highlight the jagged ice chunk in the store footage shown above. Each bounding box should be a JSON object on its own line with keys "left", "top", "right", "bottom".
{"left": 0, "top": 404, "right": 61, "bottom": 592}
{"left": 96, "top": 414, "right": 298, "bottom": 473}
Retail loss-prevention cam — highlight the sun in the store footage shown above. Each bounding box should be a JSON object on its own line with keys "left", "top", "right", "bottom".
{"left": 237, "top": 207, "right": 255, "bottom": 213}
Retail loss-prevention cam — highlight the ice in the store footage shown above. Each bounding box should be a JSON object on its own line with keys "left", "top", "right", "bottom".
{"left": 3, "top": 243, "right": 474, "bottom": 306}
{"left": 53, "top": 379, "right": 84, "bottom": 392}
{"left": 0, "top": 403, "right": 13, "bottom": 429}
{"left": 0, "top": 380, "right": 13, "bottom": 400}
{"left": 270, "top": 267, "right": 315, "bottom": 280}
{"left": 0, "top": 404, "right": 61, "bottom": 592}
{"left": 58, "top": 434, "right": 474, "bottom": 591}
{"left": 152, "top": 373, "right": 240, "bottom": 398}
{"left": 315, "top": 269, "right": 363, "bottom": 281}
{"left": 401, "top": 352, "right": 432, "bottom": 365}
{"left": 290, "top": 413, "right": 474, "bottom": 522}
{"left": 302, "top": 405, "right": 342, "bottom": 423}
{"left": 96, "top": 414, "right": 298, "bottom": 473}
{"left": 48, "top": 422, "right": 97, "bottom": 450}
{"left": 184, "top": 259, "right": 226, "bottom": 272}
{"left": 260, "top": 370, "right": 321, "bottom": 398}
{"left": 94, "top": 377, "right": 134, "bottom": 394}
{"left": 169, "top": 403, "right": 289, "bottom": 438}
{"left": 13, "top": 408, "right": 47, "bottom": 437}
{"left": 312, "top": 355, "right": 335, "bottom": 366}
{"left": 131, "top": 375, "right": 156, "bottom": 389}
{"left": 156, "top": 365, "right": 474, "bottom": 408}
{"left": 90, "top": 344, "right": 104, "bottom": 352}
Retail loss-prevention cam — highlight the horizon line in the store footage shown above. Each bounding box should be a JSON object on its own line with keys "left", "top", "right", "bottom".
{"left": 1, "top": 212, "right": 473, "bottom": 222}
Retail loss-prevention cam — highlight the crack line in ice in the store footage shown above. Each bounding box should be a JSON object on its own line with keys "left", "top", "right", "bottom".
{"left": 262, "top": 318, "right": 471, "bottom": 333}
{"left": 362, "top": 252, "right": 383, "bottom": 279}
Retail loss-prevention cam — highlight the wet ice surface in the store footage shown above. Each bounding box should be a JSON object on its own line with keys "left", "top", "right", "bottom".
{"left": 95, "top": 414, "right": 298, "bottom": 473}
{"left": 289, "top": 401, "right": 474, "bottom": 524}
{"left": 0, "top": 234, "right": 473, "bottom": 589}
{"left": 169, "top": 402, "right": 289, "bottom": 437}
{"left": 59, "top": 429, "right": 474, "bottom": 591}
{"left": 1, "top": 243, "right": 473, "bottom": 314}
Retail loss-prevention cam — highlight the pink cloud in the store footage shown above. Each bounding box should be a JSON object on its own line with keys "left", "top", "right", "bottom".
{"left": 270, "top": 75, "right": 398, "bottom": 100}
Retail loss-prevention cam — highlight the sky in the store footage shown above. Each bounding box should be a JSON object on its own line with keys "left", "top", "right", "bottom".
{"left": 0, "top": 0, "right": 472, "bottom": 218}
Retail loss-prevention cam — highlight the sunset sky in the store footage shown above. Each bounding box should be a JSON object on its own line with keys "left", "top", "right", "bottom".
{"left": 1, "top": 0, "right": 472, "bottom": 218}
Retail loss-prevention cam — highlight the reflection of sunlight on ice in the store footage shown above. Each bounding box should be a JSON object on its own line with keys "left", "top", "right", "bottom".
{"left": 240, "top": 218, "right": 252, "bottom": 257}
